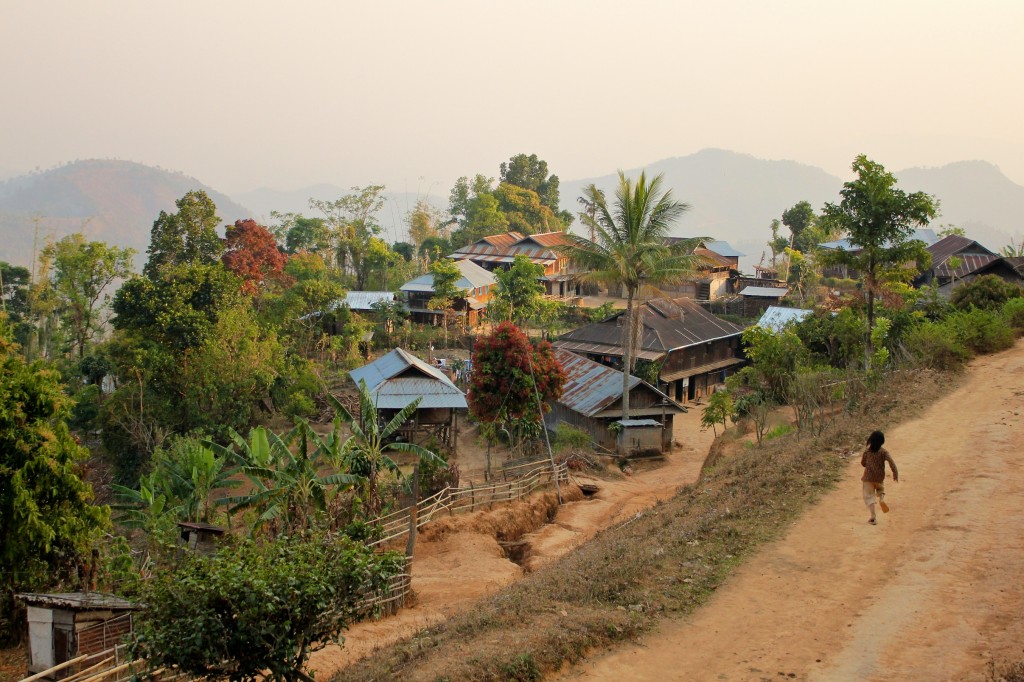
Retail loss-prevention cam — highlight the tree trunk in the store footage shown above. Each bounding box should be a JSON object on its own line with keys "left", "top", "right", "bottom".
{"left": 865, "top": 253, "right": 876, "bottom": 369}
{"left": 622, "top": 286, "right": 635, "bottom": 421}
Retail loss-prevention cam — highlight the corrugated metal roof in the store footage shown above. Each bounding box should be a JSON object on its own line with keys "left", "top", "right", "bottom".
{"left": 757, "top": 306, "right": 813, "bottom": 332}
{"left": 338, "top": 291, "right": 395, "bottom": 310}
{"left": 400, "top": 259, "right": 497, "bottom": 294}
{"left": 936, "top": 254, "right": 1000, "bottom": 279}
{"left": 350, "top": 348, "right": 466, "bottom": 409}
{"left": 740, "top": 286, "right": 789, "bottom": 298}
{"left": 820, "top": 228, "right": 940, "bottom": 252}
{"left": 370, "top": 377, "right": 468, "bottom": 409}
{"left": 703, "top": 240, "right": 745, "bottom": 257}
{"left": 554, "top": 348, "right": 641, "bottom": 417}
{"left": 556, "top": 297, "right": 745, "bottom": 356}
{"left": 553, "top": 340, "right": 665, "bottom": 361}
{"left": 449, "top": 231, "right": 568, "bottom": 267}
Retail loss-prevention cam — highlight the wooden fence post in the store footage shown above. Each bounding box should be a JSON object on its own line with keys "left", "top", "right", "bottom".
{"left": 405, "top": 464, "right": 419, "bottom": 559}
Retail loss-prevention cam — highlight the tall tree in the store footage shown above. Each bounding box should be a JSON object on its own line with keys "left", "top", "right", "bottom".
{"left": 499, "top": 153, "right": 572, "bottom": 225}
{"left": 41, "top": 234, "right": 135, "bottom": 358}
{"left": 559, "top": 171, "right": 701, "bottom": 419}
{"left": 406, "top": 199, "right": 446, "bottom": 248}
{"left": 781, "top": 200, "right": 817, "bottom": 253}
{"left": 144, "top": 190, "right": 225, "bottom": 280}
{"left": 309, "top": 185, "right": 386, "bottom": 290}
{"left": 222, "top": 219, "right": 289, "bottom": 295}
{"left": 491, "top": 255, "right": 545, "bottom": 327}
{"left": 820, "top": 155, "right": 936, "bottom": 367}
{"left": 1, "top": 323, "right": 108, "bottom": 642}
{"left": 427, "top": 258, "right": 467, "bottom": 341}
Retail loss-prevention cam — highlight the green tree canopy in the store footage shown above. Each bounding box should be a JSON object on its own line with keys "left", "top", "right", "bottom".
{"left": 309, "top": 185, "right": 387, "bottom": 290}
{"left": 144, "top": 190, "right": 225, "bottom": 280}
{"left": 491, "top": 255, "right": 545, "bottom": 326}
{"left": 41, "top": 234, "right": 135, "bottom": 358}
{"left": 820, "top": 155, "right": 937, "bottom": 366}
{"left": 134, "top": 533, "right": 406, "bottom": 682}
{"left": 1, "top": 322, "right": 108, "bottom": 643}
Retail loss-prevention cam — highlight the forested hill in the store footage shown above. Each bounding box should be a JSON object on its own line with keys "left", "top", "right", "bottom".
{"left": 0, "top": 160, "right": 252, "bottom": 267}
{"left": 559, "top": 149, "right": 1024, "bottom": 267}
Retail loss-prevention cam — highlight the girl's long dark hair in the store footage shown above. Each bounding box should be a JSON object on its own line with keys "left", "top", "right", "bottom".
{"left": 867, "top": 430, "right": 885, "bottom": 452}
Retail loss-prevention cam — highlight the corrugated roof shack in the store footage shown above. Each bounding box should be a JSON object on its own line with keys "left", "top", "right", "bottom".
{"left": 18, "top": 592, "right": 138, "bottom": 678}
{"left": 547, "top": 349, "right": 685, "bottom": 454}
{"left": 177, "top": 521, "right": 226, "bottom": 556}
{"left": 350, "top": 348, "right": 468, "bottom": 450}
{"left": 614, "top": 419, "right": 663, "bottom": 455}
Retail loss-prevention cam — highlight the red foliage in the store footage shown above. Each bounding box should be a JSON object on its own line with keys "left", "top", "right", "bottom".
{"left": 468, "top": 321, "right": 566, "bottom": 423}
{"left": 221, "top": 219, "right": 290, "bottom": 294}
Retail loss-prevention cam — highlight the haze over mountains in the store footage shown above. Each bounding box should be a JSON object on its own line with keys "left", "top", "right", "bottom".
{"left": 2, "top": 150, "right": 1021, "bottom": 270}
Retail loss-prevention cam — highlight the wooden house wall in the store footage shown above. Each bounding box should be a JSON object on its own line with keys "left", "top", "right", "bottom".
{"left": 545, "top": 403, "right": 616, "bottom": 450}
{"left": 661, "top": 337, "right": 739, "bottom": 376}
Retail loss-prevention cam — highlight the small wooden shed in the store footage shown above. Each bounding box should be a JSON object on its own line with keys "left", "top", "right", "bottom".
{"left": 614, "top": 419, "right": 665, "bottom": 455}
{"left": 18, "top": 592, "right": 139, "bottom": 678}
{"left": 177, "top": 521, "right": 226, "bottom": 555}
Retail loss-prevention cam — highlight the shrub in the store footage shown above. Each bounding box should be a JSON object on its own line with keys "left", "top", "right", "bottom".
{"left": 944, "top": 308, "right": 1015, "bottom": 355}
{"left": 1003, "top": 296, "right": 1024, "bottom": 335}
{"left": 950, "top": 274, "right": 1023, "bottom": 311}
{"left": 901, "top": 321, "right": 971, "bottom": 371}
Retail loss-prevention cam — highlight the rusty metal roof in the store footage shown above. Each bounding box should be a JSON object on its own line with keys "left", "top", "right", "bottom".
{"left": 350, "top": 348, "right": 467, "bottom": 409}
{"left": 17, "top": 592, "right": 139, "bottom": 611}
{"left": 555, "top": 297, "right": 744, "bottom": 356}
{"left": 554, "top": 349, "right": 683, "bottom": 418}
{"left": 449, "top": 231, "right": 570, "bottom": 266}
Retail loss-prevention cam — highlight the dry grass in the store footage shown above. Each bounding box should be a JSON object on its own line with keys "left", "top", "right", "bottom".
{"left": 331, "top": 369, "right": 951, "bottom": 682}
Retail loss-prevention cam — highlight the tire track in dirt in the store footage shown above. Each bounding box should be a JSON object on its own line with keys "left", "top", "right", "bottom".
{"left": 557, "top": 341, "right": 1024, "bottom": 682}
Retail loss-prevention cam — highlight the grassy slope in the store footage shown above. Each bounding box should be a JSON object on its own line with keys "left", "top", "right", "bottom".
{"left": 331, "top": 369, "right": 950, "bottom": 681}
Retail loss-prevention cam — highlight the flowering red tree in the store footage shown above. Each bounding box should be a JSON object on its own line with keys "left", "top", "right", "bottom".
{"left": 222, "top": 219, "right": 289, "bottom": 294}
{"left": 468, "top": 322, "right": 566, "bottom": 426}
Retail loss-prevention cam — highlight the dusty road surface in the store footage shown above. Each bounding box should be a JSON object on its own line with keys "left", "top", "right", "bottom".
{"left": 307, "top": 409, "right": 714, "bottom": 678}
{"left": 559, "top": 341, "right": 1024, "bottom": 682}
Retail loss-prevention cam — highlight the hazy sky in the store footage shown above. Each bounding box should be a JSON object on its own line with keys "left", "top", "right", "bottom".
{"left": 3, "top": 0, "right": 1023, "bottom": 195}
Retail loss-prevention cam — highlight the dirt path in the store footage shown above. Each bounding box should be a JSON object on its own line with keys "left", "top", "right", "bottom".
{"left": 559, "top": 341, "right": 1024, "bottom": 682}
{"left": 307, "top": 409, "right": 715, "bottom": 678}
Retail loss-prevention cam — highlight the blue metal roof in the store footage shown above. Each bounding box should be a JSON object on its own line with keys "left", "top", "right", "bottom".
{"left": 739, "top": 286, "right": 789, "bottom": 298}
{"left": 349, "top": 348, "right": 467, "bottom": 409}
{"left": 704, "top": 240, "right": 745, "bottom": 258}
{"left": 757, "top": 306, "right": 812, "bottom": 332}
{"left": 337, "top": 291, "right": 396, "bottom": 310}
{"left": 400, "top": 259, "right": 496, "bottom": 294}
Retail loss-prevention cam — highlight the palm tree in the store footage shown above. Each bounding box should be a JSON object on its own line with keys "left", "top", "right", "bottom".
{"left": 560, "top": 171, "right": 702, "bottom": 419}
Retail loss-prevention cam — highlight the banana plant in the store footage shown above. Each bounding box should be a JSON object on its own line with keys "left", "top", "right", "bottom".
{"left": 327, "top": 380, "right": 445, "bottom": 518}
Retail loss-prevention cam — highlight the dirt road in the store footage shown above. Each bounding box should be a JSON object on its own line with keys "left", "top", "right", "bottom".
{"left": 560, "top": 341, "right": 1024, "bottom": 681}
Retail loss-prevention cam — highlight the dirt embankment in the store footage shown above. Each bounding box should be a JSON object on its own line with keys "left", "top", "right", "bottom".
{"left": 559, "top": 340, "right": 1024, "bottom": 682}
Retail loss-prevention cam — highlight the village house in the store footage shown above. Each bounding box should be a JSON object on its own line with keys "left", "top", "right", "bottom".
{"left": 350, "top": 347, "right": 468, "bottom": 450}
{"left": 448, "top": 231, "right": 577, "bottom": 298}
{"left": 18, "top": 592, "right": 139, "bottom": 677}
{"left": 658, "top": 238, "right": 746, "bottom": 300}
{"left": 737, "top": 285, "right": 789, "bottom": 317}
{"left": 914, "top": 234, "right": 1024, "bottom": 296}
{"left": 547, "top": 348, "right": 685, "bottom": 454}
{"left": 553, "top": 297, "right": 745, "bottom": 404}
{"left": 400, "top": 259, "right": 497, "bottom": 326}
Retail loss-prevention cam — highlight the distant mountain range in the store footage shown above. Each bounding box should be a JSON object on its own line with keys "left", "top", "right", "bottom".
{"left": 0, "top": 160, "right": 251, "bottom": 268}
{"left": 2, "top": 151, "right": 1021, "bottom": 270}
{"left": 561, "top": 149, "right": 1023, "bottom": 267}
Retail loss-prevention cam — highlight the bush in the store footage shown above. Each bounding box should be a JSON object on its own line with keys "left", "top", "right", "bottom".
{"left": 944, "top": 308, "right": 1015, "bottom": 355}
{"left": 901, "top": 321, "right": 971, "bottom": 371}
{"left": 1003, "top": 297, "right": 1024, "bottom": 335}
{"left": 951, "top": 274, "right": 1023, "bottom": 311}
